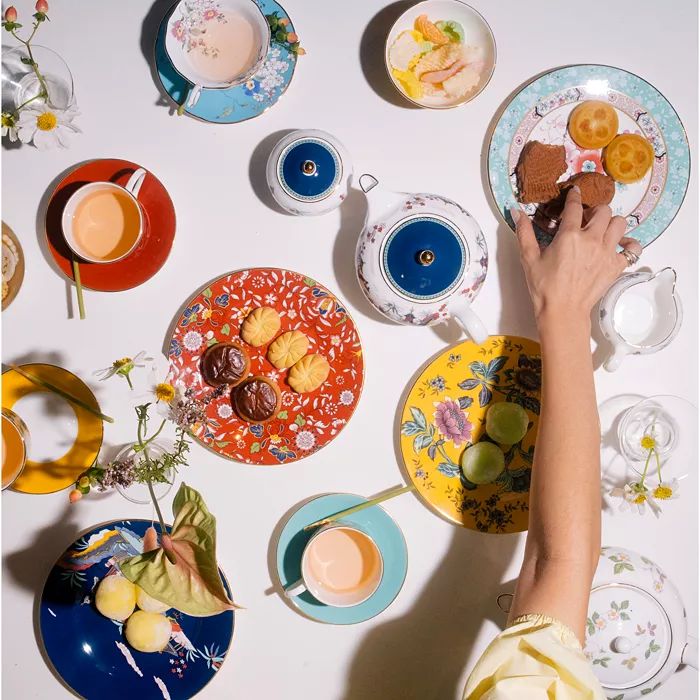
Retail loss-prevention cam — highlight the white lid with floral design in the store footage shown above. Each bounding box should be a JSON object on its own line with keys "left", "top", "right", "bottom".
{"left": 585, "top": 547, "right": 697, "bottom": 699}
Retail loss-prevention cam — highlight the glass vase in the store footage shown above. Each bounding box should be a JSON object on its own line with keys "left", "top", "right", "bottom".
{"left": 114, "top": 441, "right": 175, "bottom": 505}
{"left": 1, "top": 44, "right": 74, "bottom": 114}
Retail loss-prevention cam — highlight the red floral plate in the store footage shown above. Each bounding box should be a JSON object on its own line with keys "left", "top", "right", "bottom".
{"left": 167, "top": 268, "right": 365, "bottom": 465}
{"left": 45, "top": 159, "right": 176, "bottom": 291}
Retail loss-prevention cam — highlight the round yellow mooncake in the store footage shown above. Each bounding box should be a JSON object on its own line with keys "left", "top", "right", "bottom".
{"left": 241, "top": 306, "right": 281, "bottom": 347}
{"left": 288, "top": 354, "right": 330, "bottom": 394}
{"left": 267, "top": 330, "right": 309, "bottom": 369}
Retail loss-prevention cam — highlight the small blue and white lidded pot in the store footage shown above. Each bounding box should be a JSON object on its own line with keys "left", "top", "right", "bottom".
{"left": 355, "top": 174, "right": 489, "bottom": 343}
{"left": 266, "top": 129, "right": 353, "bottom": 215}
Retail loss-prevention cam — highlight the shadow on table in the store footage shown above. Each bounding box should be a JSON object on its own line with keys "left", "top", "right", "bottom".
{"left": 248, "top": 129, "right": 296, "bottom": 215}
{"left": 140, "top": 0, "right": 180, "bottom": 114}
{"left": 341, "top": 527, "right": 517, "bottom": 700}
{"left": 340, "top": 347, "right": 520, "bottom": 699}
{"left": 35, "top": 161, "right": 96, "bottom": 320}
{"left": 359, "top": 1, "right": 418, "bottom": 110}
{"left": 331, "top": 186, "right": 394, "bottom": 326}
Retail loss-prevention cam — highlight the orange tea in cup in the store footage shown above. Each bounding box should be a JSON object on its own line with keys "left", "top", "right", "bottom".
{"left": 2, "top": 409, "right": 28, "bottom": 490}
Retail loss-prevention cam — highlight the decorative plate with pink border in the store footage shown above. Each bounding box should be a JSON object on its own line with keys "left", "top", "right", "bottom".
{"left": 167, "top": 268, "right": 364, "bottom": 465}
{"left": 488, "top": 65, "right": 690, "bottom": 247}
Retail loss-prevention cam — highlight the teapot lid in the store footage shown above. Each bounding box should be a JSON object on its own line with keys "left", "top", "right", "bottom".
{"left": 585, "top": 584, "right": 672, "bottom": 692}
{"left": 276, "top": 134, "right": 343, "bottom": 203}
{"left": 380, "top": 215, "right": 467, "bottom": 301}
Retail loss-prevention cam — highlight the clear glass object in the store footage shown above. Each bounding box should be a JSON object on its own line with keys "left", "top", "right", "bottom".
{"left": 1, "top": 44, "right": 74, "bottom": 114}
{"left": 617, "top": 395, "right": 697, "bottom": 473}
{"left": 114, "top": 441, "right": 175, "bottom": 505}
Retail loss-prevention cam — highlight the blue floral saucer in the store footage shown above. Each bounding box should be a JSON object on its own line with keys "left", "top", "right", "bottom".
{"left": 154, "top": 0, "right": 298, "bottom": 123}
{"left": 275, "top": 494, "right": 408, "bottom": 624}
{"left": 488, "top": 64, "right": 690, "bottom": 248}
{"left": 39, "top": 520, "right": 234, "bottom": 700}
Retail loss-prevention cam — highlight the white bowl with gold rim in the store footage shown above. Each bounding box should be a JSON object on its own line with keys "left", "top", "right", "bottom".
{"left": 384, "top": 0, "right": 496, "bottom": 109}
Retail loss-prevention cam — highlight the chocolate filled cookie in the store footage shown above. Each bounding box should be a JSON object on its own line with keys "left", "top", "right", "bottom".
{"left": 516, "top": 140, "right": 567, "bottom": 204}
{"left": 200, "top": 342, "right": 250, "bottom": 387}
{"left": 232, "top": 376, "right": 281, "bottom": 423}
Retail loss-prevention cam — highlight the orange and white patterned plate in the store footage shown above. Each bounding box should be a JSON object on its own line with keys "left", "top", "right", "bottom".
{"left": 167, "top": 268, "right": 364, "bottom": 465}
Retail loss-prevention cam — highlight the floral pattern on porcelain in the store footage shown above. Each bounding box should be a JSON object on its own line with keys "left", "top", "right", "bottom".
{"left": 156, "top": 0, "right": 298, "bottom": 124}
{"left": 584, "top": 547, "right": 693, "bottom": 699}
{"left": 40, "top": 521, "right": 233, "bottom": 700}
{"left": 356, "top": 193, "right": 488, "bottom": 327}
{"left": 400, "top": 336, "right": 540, "bottom": 533}
{"left": 488, "top": 65, "right": 690, "bottom": 249}
{"left": 168, "top": 268, "right": 364, "bottom": 466}
{"left": 170, "top": 0, "right": 226, "bottom": 53}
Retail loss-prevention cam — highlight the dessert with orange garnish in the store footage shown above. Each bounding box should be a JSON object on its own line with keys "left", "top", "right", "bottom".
{"left": 568, "top": 100, "right": 619, "bottom": 150}
{"left": 603, "top": 133, "right": 655, "bottom": 184}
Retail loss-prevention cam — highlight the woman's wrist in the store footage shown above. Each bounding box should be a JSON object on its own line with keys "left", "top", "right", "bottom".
{"left": 536, "top": 306, "right": 592, "bottom": 339}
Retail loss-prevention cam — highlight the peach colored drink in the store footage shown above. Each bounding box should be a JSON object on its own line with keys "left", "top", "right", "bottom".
{"left": 72, "top": 188, "right": 141, "bottom": 262}
{"left": 188, "top": 11, "right": 258, "bottom": 82}
{"left": 2, "top": 411, "right": 27, "bottom": 490}
{"left": 305, "top": 527, "right": 382, "bottom": 602}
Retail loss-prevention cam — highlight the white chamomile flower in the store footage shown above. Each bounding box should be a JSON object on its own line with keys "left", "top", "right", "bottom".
{"left": 17, "top": 103, "right": 81, "bottom": 150}
{"left": 1, "top": 112, "right": 19, "bottom": 142}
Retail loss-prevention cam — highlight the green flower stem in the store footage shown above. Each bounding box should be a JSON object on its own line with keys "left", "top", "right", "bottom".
{"left": 137, "top": 415, "right": 167, "bottom": 536}
{"left": 125, "top": 373, "right": 133, "bottom": 390}
{"left": 14, "top": 91, "right": 43, "bottom": 111}
{"left": 654, "top": 448, "right": 662, "bottom": 483}
{"left": 141, "top": 419, "right": 167, "bottom": 449}
{"left": 10, "top": 22, "right": 50, "bottom": 108}
{"left": 639, "top": 448, "right": 654, "bottom": 488}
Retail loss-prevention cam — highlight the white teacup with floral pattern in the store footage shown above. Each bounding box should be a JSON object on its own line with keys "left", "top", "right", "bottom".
{"left": 165, "top": 0, "right": 270, "bottom": 107}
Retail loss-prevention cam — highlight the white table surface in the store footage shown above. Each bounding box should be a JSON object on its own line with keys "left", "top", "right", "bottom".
{"left": 2, "top": 0, "right": 697, "bottom": 698}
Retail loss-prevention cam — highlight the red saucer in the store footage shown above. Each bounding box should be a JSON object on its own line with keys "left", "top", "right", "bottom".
{"left": 45, "top": 159, "right": 176, "bottom": 292}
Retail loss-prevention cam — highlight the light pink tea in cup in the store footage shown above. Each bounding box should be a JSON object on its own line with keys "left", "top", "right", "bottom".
{"left": 303, "top": 527, "right": 382, "bottom": 604}
{"left": 71, "top": 187, "right": 141, "bottom": 262}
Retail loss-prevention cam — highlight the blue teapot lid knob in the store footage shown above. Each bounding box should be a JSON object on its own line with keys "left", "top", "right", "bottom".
{"left": 417, "top": 249, "right": 435, "bottom": 266}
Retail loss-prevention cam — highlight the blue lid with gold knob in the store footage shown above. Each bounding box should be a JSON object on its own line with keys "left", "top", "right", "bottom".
{"left": 381, "top": 216, "right": 467, "bottom": 301}
{"left": 266, "top": 129, "right": 352, "bottom": 215}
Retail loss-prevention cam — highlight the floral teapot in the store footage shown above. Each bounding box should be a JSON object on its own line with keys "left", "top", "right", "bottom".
{"left": 584, "top": 547, "right": 697, "bottom": 699}
{"left": 355, "top": 174, "right": 488, "bottom": 343}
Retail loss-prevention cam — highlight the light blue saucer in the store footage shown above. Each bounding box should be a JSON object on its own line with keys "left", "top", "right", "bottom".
{"left": 275, "top": 494, "right": 408, "bottom": 624}
{"left": 155, "top": 0, "right": 298, "bottom": 123}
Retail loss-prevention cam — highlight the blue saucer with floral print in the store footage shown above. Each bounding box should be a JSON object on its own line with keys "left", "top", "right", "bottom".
{"left": 488, "top": 64, "right": 690, "bottom": 248}
{"left": 40, "top": 520, "right": 234, "bottom": 700}
{"left": 155, "top": 0, "right": 298, "bottom": 123}
{"left": 275, "top": 494, "right": 408, "bottom": 625}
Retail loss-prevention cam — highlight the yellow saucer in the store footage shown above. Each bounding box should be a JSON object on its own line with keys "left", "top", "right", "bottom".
{"left": 399, "top": 336, "right": 541, "bottom": 533}
{"left": 2, "top": 364, "right": 103, "bottom": 494}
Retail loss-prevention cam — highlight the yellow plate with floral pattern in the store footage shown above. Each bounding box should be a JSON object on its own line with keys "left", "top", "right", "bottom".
{"left": 399, "top": 336, "right": 541, "bottom": 533}
{"left": 1, "top": 364, "right": 103, "bottom": 494}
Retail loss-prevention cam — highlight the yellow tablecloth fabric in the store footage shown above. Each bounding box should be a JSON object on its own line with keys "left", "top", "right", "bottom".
{"left": 463, "top": 614, "right": 606, "bottom": 700}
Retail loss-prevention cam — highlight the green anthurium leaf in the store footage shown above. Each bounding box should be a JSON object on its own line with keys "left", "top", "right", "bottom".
{"left": 119, "top": 483, "right": 238, "bottom": 617}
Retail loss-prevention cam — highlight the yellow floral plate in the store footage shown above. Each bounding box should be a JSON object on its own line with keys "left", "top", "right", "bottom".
{"left": 1, "top": 364, "right": 103, "bottom": 494}
{"left": 399, "top": 336, "right": 541, "bottom": 533}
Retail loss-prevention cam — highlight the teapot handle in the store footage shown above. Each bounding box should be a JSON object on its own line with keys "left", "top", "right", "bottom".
{"left": 604, "top": 347, "right": 627, "bottom": 372}
{"left": 681, "top": 635, "right": 698, "bottom": 669}
{"left": 359, "top": 174, "right": 379, "bottom": 194}
{"left": 452, "top": 303, "right": 488, "bottom": 344}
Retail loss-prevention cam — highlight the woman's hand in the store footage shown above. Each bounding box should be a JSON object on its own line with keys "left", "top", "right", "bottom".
{"left": 512, "top": 187, "right": 643, "bottom": 326}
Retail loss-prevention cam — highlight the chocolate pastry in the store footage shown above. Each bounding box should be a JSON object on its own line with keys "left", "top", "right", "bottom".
{"left": 200, "top": 342, "right": 250, "bottom": 387}
{"left": 533, "top": 171, "right": 616, "bottom": 234}
{"left": 232, "top": 376, "right": 281, "bottom": 423}
{"left": 516, "top": 140, "right": 567, "bottom": 204}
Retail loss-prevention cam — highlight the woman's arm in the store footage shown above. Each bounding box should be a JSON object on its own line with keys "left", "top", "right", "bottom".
{"left": 506, "top": 188, "right": 642, "bottom": 642}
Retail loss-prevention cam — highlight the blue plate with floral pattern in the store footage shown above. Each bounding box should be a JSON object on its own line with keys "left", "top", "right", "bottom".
{"left": 488, "top": 64, "right": 690, "bottom": 247}
{"left": 39, "top": 520, "right": 234, "bottom": 700}
{"left": 154, "top": 0, "right": 298, "bottom": 123}
{"left": 275, "top": 494, "right": 408, "bottom": 625}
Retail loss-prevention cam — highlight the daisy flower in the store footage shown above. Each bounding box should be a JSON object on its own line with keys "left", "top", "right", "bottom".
{"left": 1, "top": 112, "right": 18, "bottom": 142}
{"left": 94, "top": 351, "right": 152, "bottom": 389}
{"left": 652, "top": 479, "right": 680, "bottom": 502}
{"left": 17, "top": 103, "right": 81, "bottom": 150}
